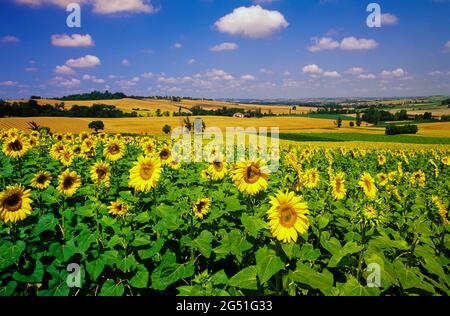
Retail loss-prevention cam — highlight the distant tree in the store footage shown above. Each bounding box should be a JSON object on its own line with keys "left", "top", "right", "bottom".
{"left": 88, "top": 120, "right": 105, "bottom": 133}
{"left": 356, "top": 112, "right": 362, "bottom": 127}
{"left": 292, "top": 106, "right": 297, "bottom": 111}
{"left": 423, "top": 112, "right": 433, "bottom": 120}
{"left": 349, "top": 121, "right": 355, "bottom": 127}
{"left": 335, "top": 117, "right": 343, "bottom": 128}
{"left": 184, "top": 116, "right": 192, "bottom": 131}
{"left": 162, "top": 124, "right": 172, "bottom": 135}
{"left": 156, "top": 108, "right": 161, "bottom": 117}
{"left": 30, "top": 96, "right": 41, "bottom": 100}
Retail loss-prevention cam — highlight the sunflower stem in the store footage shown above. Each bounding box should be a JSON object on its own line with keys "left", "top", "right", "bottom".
{"left": 356, "top": 221, "right": 366, "bottom": 282}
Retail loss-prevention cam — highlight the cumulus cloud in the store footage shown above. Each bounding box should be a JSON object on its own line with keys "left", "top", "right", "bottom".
{"left": 308, "top": 36, "right": 378, "bottom": 52}
{"left": 82, "top": 74, "right": 105, "bottom": 83}
{"left": 209, "top": 42, "right": 238, "bottom": 52}
{"left": 260, "top": 68, "right": 274, "bottom": 75}
{"left": 381, "top": 68, "right": 406, "bottom": 78}
{"left": 0, "top": 35, "right": 20, "bottom": 44}
{"left": 307, "top": 37, "right": 339, "bottom": 52}
{"left": 187, "top": 58, "right": 196, "bottom": 65}
{"left": 141, "top": 72, "right": 153, "bottom": 78}
{"left": 122, "top": 59, "right": 130, "bottom": 66}
{"left": 323, "top": 71, "right": 341, "bottom": 78}
{"left": 206, "top": 69, "right": 234, "bottom": 81}
{"left": 51, "top": 34, "right": 94, "bottom": 47}
{"left": 15, "top": 0, "right": 158, "bottom": 14}
{"left": 53, "top": 77, "right": 81, "bottom": 88}
{"left": 214, "top": 5, "right": 289, "bottom": 39}
{"left": 54, "top": 65, "right": 75, "bottom": 75}
{"left": 241, "top": 74, "right": 257, "bottom": 81}
{"left": 0, "top": 81, "right": 18, "bottom": 86}
{"left": 302, "top": 64, "right": 323, "bottom": 75}
{"left": 358, "top": 74, "right": 376, "bottom": 80}
{"left": 345, "top": 67, "right": 365, "bottom": 75}
{"left": 158, "top": 76, "right": 178, "bottom": 84}
{"left": 428, "top": 71, "right": 443, "bottom": 76}
{"left": 381, "top": 13, "right": 399, "bottom": 25}
{"left": 66, "top": 55, "right": 101, "bottom": 68}
{"left": 25, "top": 67, "right": 38, "bottom": 72}
{"left": 173, "top": 43, "right": 182, "bottom": 49}
{"left": 340, "top": 37, "right": 379, "bottom": 50}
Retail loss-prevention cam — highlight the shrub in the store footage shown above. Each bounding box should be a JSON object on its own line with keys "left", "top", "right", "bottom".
{"left": 88, "top": 120, "right": 105, "bottom": 133}
{"left": 385, "top": 124, "right": 418, "bottom": 135}
{"left": 162, "top": 124, "right": 172, "bottom": 135}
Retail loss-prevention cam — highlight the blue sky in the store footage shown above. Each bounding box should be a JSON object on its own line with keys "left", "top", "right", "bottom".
{"left": 0, "top": 0, "right": 449, "bottom": 99}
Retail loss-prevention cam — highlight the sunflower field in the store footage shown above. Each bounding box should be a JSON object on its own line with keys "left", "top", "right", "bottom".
{"left": 0, "top": 127, "right": 449, "bottom": 296}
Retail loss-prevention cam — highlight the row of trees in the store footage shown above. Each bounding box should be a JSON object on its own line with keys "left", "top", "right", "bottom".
{"left": 0, "top": 100, "right": 137, "bottom": 118}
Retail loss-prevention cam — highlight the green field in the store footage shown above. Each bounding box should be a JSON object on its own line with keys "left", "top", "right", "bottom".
{"left": 279, "top": 133, "right": 450, "bottom": 144}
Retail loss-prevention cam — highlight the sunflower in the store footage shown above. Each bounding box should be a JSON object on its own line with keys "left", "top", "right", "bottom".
{"left": 201, "top": 169, "right": 212, "bottom": 181}
{"left": 305, "top": 168, "right": 320, "bottom": 189}
{"left": 410, "top": 170, "right": 426, "bottom": 187}
{"left": 207, "top": 160, "right": 227, "bottom": 181}
{"left": 359, "top": 205, "right": 382, "bottom": 226}
{"left": 31, "top": 171, "right": 52, "bottom": 190}
{"left": 267, "top": 191, "right": 309, "bottom": 244}
{"left": 377, "top": 173, "right": 388, "bottom": 186}
{"left": 58, "top": 148, "right": 74, "bottom": 167}
{"left": 50, "top": 142, "right": 66, "bottom": 160}
{"left": 377, "top": 154, "right": 386, "bottom": 166}
{"left": 442, "top": 156, "right": 449, "bottom": 166}
{"left": 158, "top": 145, "right": 173, "bottom": 165}
{"left": 129, "top": 156, "right": 162, "bottom": 192}
{"left": 2, "top": 135, "right": 30, "bottom": 158}
{"left": 142, "top": 140, "right": 156, "bottom": 155}
{"left": 397, "top": 162, "right": 404, "bottom": 176}
{"left": 431, "top": 196, "right": 449, "bottom": 226}
{"left": 79, "top": 145, "right": 96, "bottom": 160}
{"left": 388, "top": 171, "right": 397, "bottom": 182}
{"left": 91, "top": 161, "right": 111, "bottom": 187}
{"left": 231, "top": 160, "right": 269, "bottom": 195}
{"left": 104, "top": 140, "right": 125, "bottom": 161}
{"left": 359, "top": 172, "right": 378, "bottom": 199}
{"left": 0, "top": 185, "right": 33, "bottom": 223}
{"left": 108, "top": 200, "right": 130, "bottom": 217}
{"left": 192, "top": 198, "right": 211, "bottom": 219}
{"left": 331, "top": 172, "right": 346, "bottom": 200}
{"left": 57, "top": 170, "right": 81, "bottom": 197}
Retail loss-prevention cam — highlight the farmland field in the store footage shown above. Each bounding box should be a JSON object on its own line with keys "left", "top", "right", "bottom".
{"left": 0, "top": 127, "right": 449, "bottom": 296}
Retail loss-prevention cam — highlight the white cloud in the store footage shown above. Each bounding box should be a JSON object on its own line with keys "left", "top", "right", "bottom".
{"left": 0, "top": 35, "right": 20, "bottom": 44}
{"left": 117, "top": 79, "right": 136, "bottom": 89}
{"left": 92, "top": 0, "right": 157, "bottom": 14}
{"left": 122, "top": 59, "right": 130, "bottom": 66}
{"left": 173, "top": 43, "right": 182, "bottom": 49}
{"left": 444, "top": 41, "right": 450, "bottom": 52}
{"left": 132, "top": 76, "right": 140, "bottom": 82}
{"left": 187, "top": 58, "right": 196, "bottom": 65}
{"left": 428, "top": 70, "right": 443, "bottom": 76}
{"left": 209, "top": 42, "right": 238, "bottom": 52}
{"left": 0, "top": 81, "right": 18, "bottom": 87}
{"left": 381, "top": 13, "right": 399, "bottom": 25}
{"left": 54, "top": 65, "right": 75, "bottom": 75}
{"left": 283, "top": 71, "right": 291, "bottom": 76}
{"left": 214, "top": 5, "right": 289, "bottom": 39}
{"left": 54, "top": 77, "right": 80, "bottom": 88}
{"left": 252, "top": 0, "right": 278, "bottom": 4}
{"left": 206, "top": 69, "right": 234, "bottom": 81}
{"left": 142, "top": 48, "right": 154, "bottom": 54}
{"left": 302, "top": 64, "right": 323, "bottom": 75}
{"left": 358, "top": 74, "right": 376, "bottom": 80}
{"left": 260, "top": 68, "right": 274, "bottom": 75}
{"left": 340, "top": 37, "right": 379, "bottom": 50}
{"left": 381, "top": 68, "right": 406, "bottom": 78}
{"left": 323, "top": 71, "right": 341, "bottom": 78}
{"left": 241, "top": 74, "right": 257, "bottom": 81}
{"left": 345, "top": 67, "right": 365, "bottom": 75}
{"left": 158, "top": 76, "right": 178, "bottom": 84}
{"left": 25, "top": 67, "right": 38, "bottom": 72}
{"left": 51, "top": 34, "right": 94, "bottom": 47}
{"left": 82, "top": 74, "right": 105, "bottom": 83}
{"left": 307, "top": 37, "right": 339, "bottom": 52}
{"left": 141, "top": 72, "right": 153, "bottom": 78}
{"left": 66, "top": 55, "right": 101, "bottom": 68}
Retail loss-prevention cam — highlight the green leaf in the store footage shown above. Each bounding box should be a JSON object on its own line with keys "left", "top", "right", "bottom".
{"left": 130, "top": 235, "right": 151, "bottom": 247}
{"left": 0, "top": 240, "right": 25, "bottom": 269}
{"left": 129, "top": 265, "right": 149, "bottom": 289}
{"left": 75, "top": 204, "right": 95, "bottom": 217}
{"left": 337, "top": 276, "right": 380, "bottom": 296}
{"left": 151, "top": 252, "right": 195, "bottom": 291}
{"left": 255, "top": 246, "right": 285, "bottom": 284}
{"left": 191, "top": 230, "right": 214, "bottom": 259}
{"left": 133, "top": 211, "right": 151, "bottom": 224}
{"left": 229, "top": 266, "right": 258, "bottom": 290}
{"left": 213, "top": 230, "right": 252, "bottom": 260}
{"left": 117, "top": 254, "right": 137, "bottom": 273}
{"left": 106, "top": 235, "right": 124, "bottom": 248}
{"left": 13, "top": 260, "right": 44, "bottom": 283}
{"left": 290, "top": 262, "right": 334, "bottom": 295}
{"left": 320, "top": 234, "right": 342, "bottom": 256}
{"left": 224, "top": 196, "right": 246, "bottom": 212}
{"left": 86, "top": 259, "right": 105, "bottom": 282}
{"left": 138, "top": 238, "right": 165, "bottom": 260}
{"left": 297, "top": 243, "right": 321, "bottom": 261}
{"left": 328, "top": 241, "right": 364, "bottom": 268}
{"left": 241, "top": 213, "right": 268, "bottom": 237}
{"left": 211, "top": 270, "right": 229, "bottom": 286}
{"left": 99, "top": 279, "right": 125, "bottom": 296}
{"left": 0, "top": 281, "right": 17, "bottom": 296}
{"left": 32, "top": 213, "right": 58, "bottom": 236}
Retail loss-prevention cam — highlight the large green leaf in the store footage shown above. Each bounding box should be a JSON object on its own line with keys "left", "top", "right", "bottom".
{"left": 255, "top": 246, "right": 285, "bottom": 284}
{"left": 86, "top": 259, "right": 105, "bottom": 282}
{"left": 328, "top": 241, "right": 363, "bottom": 268}
{"left": 99, "top": 279, "right": 125, "bottom": 296}
{"left": 13, "top": 260, "right": 44, "bottom": 283}
{"left": 0, "top": 241, "right": 25, "bottom": 269}
{"left": 191, "top": 230, "right": 214, "bottom": 258}
{"left": 289, "top": 262, "right": 334, "bottom": 295}
{"left": 229, "top": 266, "right": 258, "bottom": 290}
{"left": 0, "top": 281, "right": 17, "bottom": 296}
{"left": 151, "top": 252, "right": 195, "bottom": 291}
{"left": 241, "top": 214, "right": 268, "bottom": 237}
{"left": 129, "top": 265, "right": 149, "bottom": 289}
{"left": 32, "top": 213, "right": 58, "bottom": 236}
{"left": 138, "top": 238, "right": 165, "bottom": 260}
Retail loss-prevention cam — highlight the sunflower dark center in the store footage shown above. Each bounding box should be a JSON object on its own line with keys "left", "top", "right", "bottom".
{"left": 4, "top": 193, "right": 22, "bottom": 212}
{"left": 213, "top": 161, "right": 223, "bottom": 171}
{"left": 63, "top": 176, "right": 75, "bottom": 189}
{"left": 244, "top": 165, "right": 260, "bottom": 183}
{"left": 96, "top": 168, "right": 107, "bottom": 179}
{"left": 8, "top": 139, "right": 23, "bottom": 151}
{"left": 279, "top": 203, "right": 297, "bottom": 228}
{"left": 196, "top": 201, "right": 207, "bottom": 213}
{"left": 37, "top": 174, "right": 48, "bottom": 184}
{"left": 139, "top": 163, "right": 154, "bottom": 180}
{"left": 364, "top": 178, "right": 372, "bottom": 191}
{"left": 109, "top": 144, "right": 120, "bottom": 154}
{"left": 160, "top": 149, "right": 170, "bottom": 160}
